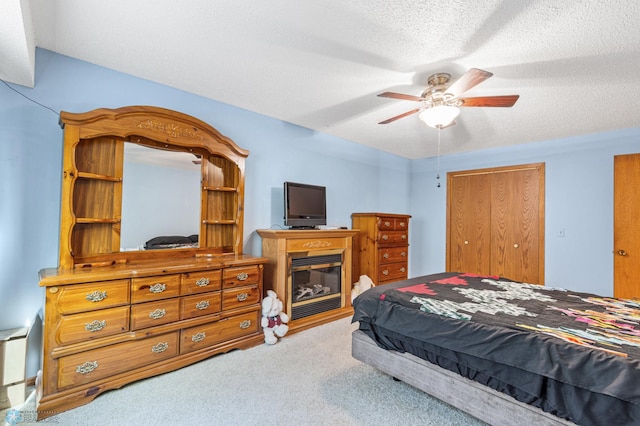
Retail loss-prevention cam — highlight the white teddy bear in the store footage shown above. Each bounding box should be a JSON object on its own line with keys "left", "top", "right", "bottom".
{"left": 351, "top": 275, "right": 375, "bottom": 303}
{"left": 261, "top": 290, "right": 289, "bottom": 345}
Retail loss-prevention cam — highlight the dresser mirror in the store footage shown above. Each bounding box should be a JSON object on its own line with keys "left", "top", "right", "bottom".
{"left": 57, "top": 106, "right": 248, "bottom": 268}
{"left": 120, "top": 142, "right": 201, "bottom": 251}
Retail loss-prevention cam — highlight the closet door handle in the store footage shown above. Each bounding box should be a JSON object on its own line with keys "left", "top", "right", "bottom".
{"left": 617, "top": 249, "right": 628, "bottom": 256}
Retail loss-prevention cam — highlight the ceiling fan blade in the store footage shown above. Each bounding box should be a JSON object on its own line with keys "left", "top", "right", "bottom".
{"left": 458, "top": 95, "right": 520, "bottom": 107}
{"left": 378, "top": 92, "right": 425, "bottom": 102}
{"left": 446, "top": 68, "right": 493, "bottom": 97}
{"left": 378, "top": 108, "right": 421, "bottom": 124}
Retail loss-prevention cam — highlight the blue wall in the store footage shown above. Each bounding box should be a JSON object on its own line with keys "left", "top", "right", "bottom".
{"left": 0, "top": 48, "right": 638, "bottom": 332}
{"left": 0, "top": 49, "right": 410, "bottom": 330}
{"left": 409, "top": 129, "right": 639, "bottom": 295}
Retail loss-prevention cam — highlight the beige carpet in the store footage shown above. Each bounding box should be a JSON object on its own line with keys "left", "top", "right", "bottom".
{"left": 4, "top": 317, "right": 485, "bottom": 425}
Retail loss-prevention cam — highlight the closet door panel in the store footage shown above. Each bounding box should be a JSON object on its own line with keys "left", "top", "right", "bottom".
{"left": 491, "top": 169, "right": 541, "bottom": 283}
{"left": 448, "top": 174, "right": 491, "bottom": 274}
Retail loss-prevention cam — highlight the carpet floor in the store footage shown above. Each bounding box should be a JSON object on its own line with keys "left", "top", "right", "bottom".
{"left": 5, "top": 317, "right": 485, "bottom": 425}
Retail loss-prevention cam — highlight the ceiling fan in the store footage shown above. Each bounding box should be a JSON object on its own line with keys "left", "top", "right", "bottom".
{"left": 377, "top": 68, "right": 519, "bottom": 128}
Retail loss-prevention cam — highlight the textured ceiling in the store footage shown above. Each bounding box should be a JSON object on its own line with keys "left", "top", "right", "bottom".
{"left": 2, "top": 0, "right": 640, "bottom": 159}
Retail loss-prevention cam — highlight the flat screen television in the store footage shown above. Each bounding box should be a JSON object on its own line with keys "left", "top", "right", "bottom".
{"left": 283, "top": 181, "right": 327, "bottom": 229}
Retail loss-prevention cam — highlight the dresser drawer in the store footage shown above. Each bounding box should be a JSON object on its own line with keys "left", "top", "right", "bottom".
{"left": 130, "top": 298, "right": 181, "bottom": 330}
{"left": 378, "top": 262, "right": 408, "bottom": 284}
{"left": 377, "top": 216, "right": 409, "bottom": 231}
{"left": 180, "top": 292, "right": 222, "bottom": 319}
{"left": 223, "top": 265, "right": 260, "bottom": 288}
{"left": 222, "top": 286, "right": 260, "bottom": 311}
{"left": 180, "top": 311, "right": 259, "bottom": 353}
{"left": 131, "top": 275, "right": 180, "bottom": 303}
{"left": 57, "top": 332, "right": 179, "bottom": 389}
{"left": 56, "top": 306, "right": 130, "bottom": 346}
{"left": 377, "top": 230, "right": 408, "bottom": 245}
{"left": 181, "top": 270, "right": 222, "bottom": 295}
{"left": 378, "top": 246, "right": 409, "bottom": 265}
{"left": 53, "top": 280, "right": 130, "bottom": 314}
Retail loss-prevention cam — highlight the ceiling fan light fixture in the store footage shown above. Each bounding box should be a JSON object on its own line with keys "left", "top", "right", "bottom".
{"left": 419, "top": 105, "right": 460, "bottom": 128}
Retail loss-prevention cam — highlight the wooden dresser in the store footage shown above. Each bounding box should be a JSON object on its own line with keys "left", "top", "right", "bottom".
{"left": 37, "top": 107, "right": 266, "bottom": 418}
{"left": 351, "top": 213, "right": 411, "bottom": 285}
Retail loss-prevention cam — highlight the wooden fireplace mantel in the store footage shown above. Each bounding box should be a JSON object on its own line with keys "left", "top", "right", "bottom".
{"left": 257, "top": 229, "right": 358, "bottom": 334}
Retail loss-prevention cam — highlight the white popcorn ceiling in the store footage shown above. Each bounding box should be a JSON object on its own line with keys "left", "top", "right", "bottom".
{"left": 2, "top": 0, "right": 640, "bottom": 159}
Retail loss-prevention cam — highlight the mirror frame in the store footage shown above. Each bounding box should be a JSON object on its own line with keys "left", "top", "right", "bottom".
{"left": 58, "top": 106, "right": 248, "bottom": 269}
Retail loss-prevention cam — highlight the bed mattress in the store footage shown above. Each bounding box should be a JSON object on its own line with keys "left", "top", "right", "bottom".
{"left": 351, "top": 272, "right": 640, "bottom": 425}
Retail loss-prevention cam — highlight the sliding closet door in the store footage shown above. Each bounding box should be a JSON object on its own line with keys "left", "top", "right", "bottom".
{"left": 447, "top": 173, "right": 492, "bottom": 274}
{"left": 447, "top": 163, "right": 545, "bottom": 284}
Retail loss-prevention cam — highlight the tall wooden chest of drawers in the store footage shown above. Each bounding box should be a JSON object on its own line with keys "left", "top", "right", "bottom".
{"left": 351, "top": 213, "right": 411, "bottom": 285}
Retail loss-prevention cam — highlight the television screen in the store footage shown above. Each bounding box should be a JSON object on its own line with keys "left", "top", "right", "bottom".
{"left": 284, "top": 182, "right": 327, "bottom": 228}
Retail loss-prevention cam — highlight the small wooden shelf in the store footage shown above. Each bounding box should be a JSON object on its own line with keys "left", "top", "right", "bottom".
{"left": 203, "top": 186, "right": 238, "bottom": 192}
{"left": 201, "top": 219, "right": 237, "bottom": 225}
{"left": 76, "top": 218, "right": 121, "bottom": 224}
{"left": 76, "top": 172, "right": 122, "bottom": 182}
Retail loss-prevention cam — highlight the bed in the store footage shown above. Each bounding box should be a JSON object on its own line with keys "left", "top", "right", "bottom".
{"left": 351, "top": 272, "right": 640, "bottom": 426}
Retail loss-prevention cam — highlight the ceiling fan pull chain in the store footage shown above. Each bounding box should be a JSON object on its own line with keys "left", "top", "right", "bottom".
{"left": 436, "top": 127, "right": 442, "bottom": 188}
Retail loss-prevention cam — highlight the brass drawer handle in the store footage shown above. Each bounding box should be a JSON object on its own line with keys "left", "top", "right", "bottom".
{"left": 400, "top": 267, "right": 406, "bottom": 273}
{"left": 236, "top": 272, "right": 249, "bottom": 281}
{"left": 383, "top": 221, "right": 391, "bottom": 227}
{"left": 149, "top": 309, "right": 166, "bottom": 319}
{"left": 192, "top": 332, "right": 206, "bottom": 342}
{"left": 399, "top": 222, "right": 406, "bottom": 228}
{"left": 195, "top": 300, "right": 210, "bottom": 310}
{"left": 401, "top": 251, "right": 406, "bottom": 257}
{"left": 149, "top": 283, "right": 167, "bottom": 293}
{"left": 236, "top": 293, "right": 249, "bottom": 302}
{"left": 382, "top": 235, "right": 388, "bottom": 240}
{"left": 86, "top": 290, "right": 107, "bottom": 302}
{"left": 239, "top": 320, "right": 251, "bottom": 329}
{"left": 382, "top": 270, "right": 389, "bottom": 276}
{"left": 383, "top": 253, "right": 389, "bottom": 259}
{"left": 151, "top": 342, "right": 169, "bottom": 353}
{"left": 195, "top": 278, "right": 210, "bottom": 287}
{"left": 85, "top": 320, "right": 107, "bottom": 332}
{"left": 401, "top": 234, "right": 407, "bottom": 240}
{"left": 76, "top": 361, "right": 98, "bottom": 374}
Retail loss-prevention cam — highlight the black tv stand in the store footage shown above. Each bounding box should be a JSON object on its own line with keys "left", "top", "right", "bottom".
{"left": 288, "top": 226, "right": 319, "bottom": 230}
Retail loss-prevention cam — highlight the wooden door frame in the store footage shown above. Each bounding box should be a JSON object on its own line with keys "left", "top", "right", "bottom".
{"left": 446, "top": 162, "right": 545, "bottom": 283}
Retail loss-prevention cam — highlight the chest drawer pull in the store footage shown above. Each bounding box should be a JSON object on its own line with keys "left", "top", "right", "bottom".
{"left": 382, "top": 270, "right": 389, "bottom": 276}
{"left": 149, "top": 283, "right": 167, "bottom": 294}
{"left": 400, "top": 267, "right": 406, "bottom": 273}
{"left": 76, "top": 361, "right": 98, "bottom": 374}
{"left": 151, "top": 342, "right": 169, "bottom": 353}
{"left": 402, "top": 234, "right": 407, "bottom": 240}
{"left": 382, "top": 235, "right": 389, "bottom": 240}
{"left": 85, "top": 320, "right": 107, "bottom": 332}
{"left": 149, "top": 309, "right": 166, "bottom": 319}
{"left": 195, "top": 300, "right": 210, "bottom": 310}
{"left": 236, "top": 272, "right": 249, "bottom": 281}
{"left": 239, "top": 320, "right": 252, "bottom": 329}
{"left": 401, "top": 251, "right": 406, "bottom": 257}
{"left": 384, "top": 221, "right": 391, "bottom": 227}
{"left": 86, "top": 290, "right": 107, "bottom": 303}
{"left": 383, "top": 253, "right": 389, "bottom": 259}
{"left": 236, "top": 293, "right": 249, "bottom": 302}
{"left": 195, "top": 278, "right": 210, "bottom": 287}
{"left": 191, "top": 332, "right": 206, "bottom": 342}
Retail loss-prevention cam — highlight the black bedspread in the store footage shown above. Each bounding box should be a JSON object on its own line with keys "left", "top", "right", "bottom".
{"left": 352, "top": 272, "right": 640, "bottom": 426}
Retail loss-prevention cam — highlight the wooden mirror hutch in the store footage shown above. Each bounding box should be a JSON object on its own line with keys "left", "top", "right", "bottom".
{"left": 37, "top": 106, "right": 266, "bottom": 418}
